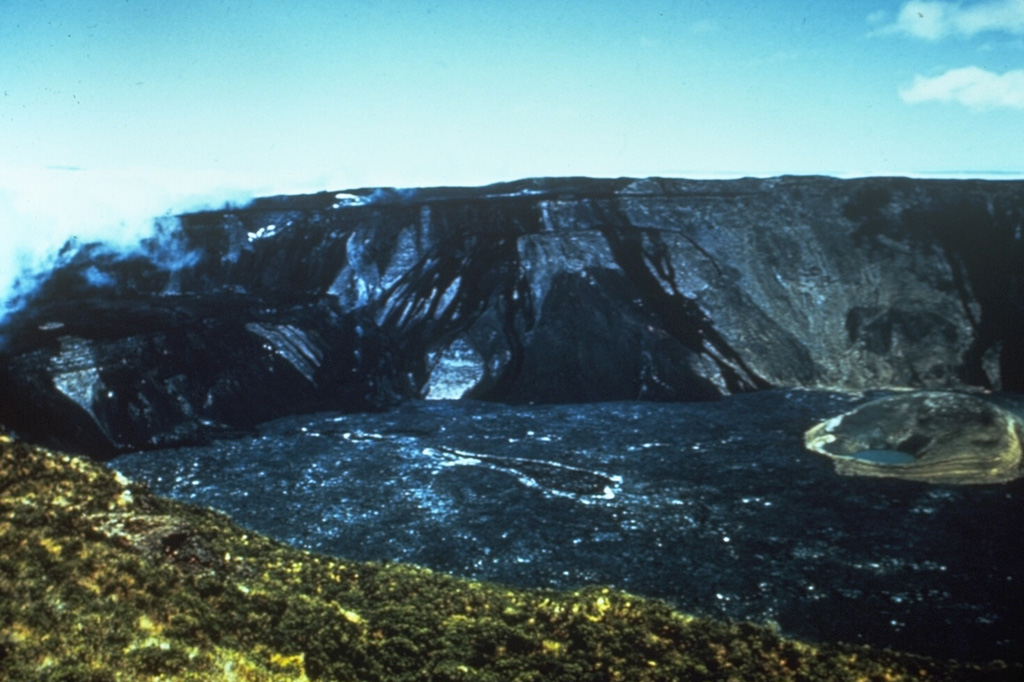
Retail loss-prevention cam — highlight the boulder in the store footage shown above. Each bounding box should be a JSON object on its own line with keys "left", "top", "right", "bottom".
{"left": 804, "top": 391, "right": 1024, "bottom": 484}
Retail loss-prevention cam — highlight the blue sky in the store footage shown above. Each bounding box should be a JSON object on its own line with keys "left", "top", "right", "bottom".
{"left": 1, "top": 0, "right": 1023, "bottom": 306}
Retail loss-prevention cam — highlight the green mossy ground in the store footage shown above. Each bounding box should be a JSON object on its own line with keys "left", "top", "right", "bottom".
{"left": 1, "top": 435, "right": 1018, "bottom": 681}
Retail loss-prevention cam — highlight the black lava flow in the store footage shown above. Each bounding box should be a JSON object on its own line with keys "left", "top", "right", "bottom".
{"left": 108, "top": 389, "right": 1024, "bottom": 663}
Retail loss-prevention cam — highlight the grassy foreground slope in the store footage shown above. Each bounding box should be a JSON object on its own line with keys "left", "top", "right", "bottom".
{"left": 0, "top": 435, "right": 1018, "bottom": 681}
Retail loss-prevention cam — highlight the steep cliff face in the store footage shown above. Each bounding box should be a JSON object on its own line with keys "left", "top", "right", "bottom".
{"left": 1, "top": 176, "right": 1021, "bottom": 457}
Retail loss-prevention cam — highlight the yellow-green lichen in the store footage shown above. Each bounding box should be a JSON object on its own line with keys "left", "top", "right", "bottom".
{"left": 1, "top": 436, "right": 1019, "bottom": 681}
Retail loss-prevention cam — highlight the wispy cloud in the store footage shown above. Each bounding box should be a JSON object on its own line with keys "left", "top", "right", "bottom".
{"left": 874, "top": 0, "right": 1024, "bottom": 39}
{"left": 0, "top": 165, "right": 272, "bottom": 317}
{"left": 899, "top": 66, "right": 1024, "bottom": 109}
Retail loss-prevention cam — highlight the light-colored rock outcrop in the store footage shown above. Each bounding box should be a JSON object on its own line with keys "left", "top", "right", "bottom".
{"left": 805, "top": 391, "right": 1024, "bottom": 484}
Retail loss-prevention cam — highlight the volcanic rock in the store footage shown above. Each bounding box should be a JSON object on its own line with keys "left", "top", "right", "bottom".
{"left": 1, "top": 176, "right": 1022, "bottom": 456}
{"left": 8, "top": 435, "right": 1019, "bottom": 681}
{"left": 804, "top": 391, "right": 1024, "bottom": 484}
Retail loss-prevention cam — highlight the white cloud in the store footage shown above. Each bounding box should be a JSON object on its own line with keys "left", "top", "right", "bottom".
{"left": 876, "top": 0, "right": 1024, "bottom": 39}
{"left": 899, "top": 66, "right": 1024, "bottom": 108}
{"left": 0, "top": 165, "right": 277, "bottom": 320}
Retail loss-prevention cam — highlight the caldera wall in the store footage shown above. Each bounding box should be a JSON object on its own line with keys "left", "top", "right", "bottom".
{"left": 1, "top": 175, "right": 1021, "bottom": 457}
